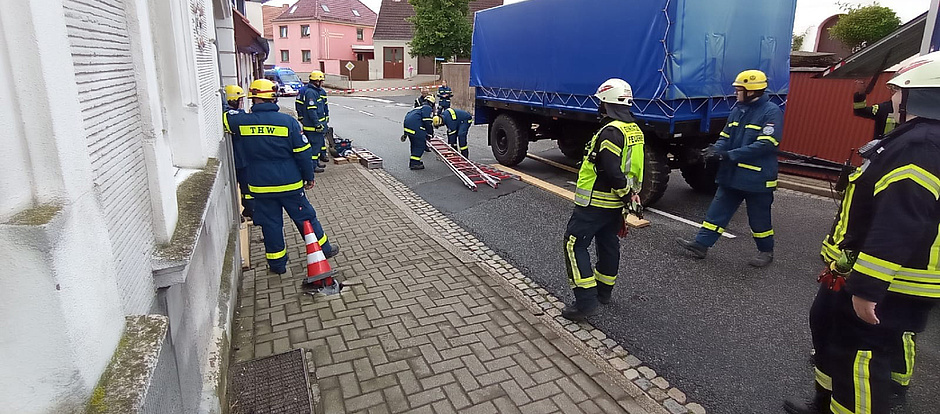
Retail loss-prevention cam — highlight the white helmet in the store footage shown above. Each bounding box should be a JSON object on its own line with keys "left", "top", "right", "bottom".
{"left": 595, "top": 78, "right": 634, "bottom": 106}
{"left": 888, "top": 51, "right": 940, "bottom": 89}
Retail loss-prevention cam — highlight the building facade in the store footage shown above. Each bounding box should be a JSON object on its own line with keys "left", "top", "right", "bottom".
{"left": 271, "top": 0, "right": 377, "bottom": 75}
{"left": 0, "top": 0, "right": 253, "bottom": 412}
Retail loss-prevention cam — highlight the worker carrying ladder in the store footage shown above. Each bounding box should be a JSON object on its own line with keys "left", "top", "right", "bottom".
{"left": 426, "top": 134, "right": 518, "bottom": 191}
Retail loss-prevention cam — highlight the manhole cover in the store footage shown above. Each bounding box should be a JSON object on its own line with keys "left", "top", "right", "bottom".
{"left": 229, "top": 349, "right": 312, "bottom": 414}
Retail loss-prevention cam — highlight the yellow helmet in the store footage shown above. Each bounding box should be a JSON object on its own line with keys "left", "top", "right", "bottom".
{"left": 424, "top": 95, "right": 436, "bottom": 104}
{"left": 248, "top": 79, "right": 278, "bottom": 99}
{"left": 732, "top": 70, "right": 768, "bottom": 91}
{"left": 432, "top": 116, "right": 442, "bottom": 127}
{"left": 224, "top": 85, "right": 245, "bottom": 101}
{"left": 309, "top": 71, "right": 325, "bottom": 81}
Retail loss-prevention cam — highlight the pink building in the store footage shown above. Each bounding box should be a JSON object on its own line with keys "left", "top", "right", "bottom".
{"left": 272, "top": 0, "right": 377, "bottom": 77}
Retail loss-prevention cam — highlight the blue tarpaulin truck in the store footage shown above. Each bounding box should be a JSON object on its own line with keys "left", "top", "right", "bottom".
{"left": 470, "top": 0, "right": 797, "bottom": 204}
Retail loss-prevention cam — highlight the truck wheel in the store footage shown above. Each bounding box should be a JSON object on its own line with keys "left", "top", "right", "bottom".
{"left": 490, "top": 114, "right": 528, "bottom": 166}
{"left": 680, "top": 163, "right": 719, "bottom": 193}
{"left": 557, "top": 139, "right": 586, "bottom": 160}
{"left": 639, "top": 146, "right": 670, "bottom": 206}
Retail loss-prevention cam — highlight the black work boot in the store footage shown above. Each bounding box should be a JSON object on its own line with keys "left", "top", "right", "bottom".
{"left": 315, "top": 166, "right": 325, "bottom": 173}
{"left": 676, "top": 238, "right": 708, "bottom": 259}
{"left": 783, "top": 385, "right": 830, "bottom": 414}
{"left": 409, "top": 162, "right": 425, "bottom": 170}
{"left": 324, "top": 243, "right": 340, "bottom": 259}
{"left": 597, "top": 284, "right": 613, "bottom": 305}
{"left": 749, "top": 251, "right": 774, "bottom": 268}
{"left": 562, "top": 288, "right": 599, "bottom": 322}
{"left": 318, "top": 160, "right": 327, "bottom": 168}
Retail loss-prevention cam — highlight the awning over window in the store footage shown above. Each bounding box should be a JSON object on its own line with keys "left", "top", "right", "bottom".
{"left": 233, "top": 8, "right": 269, "bottom": 57}
{"left": 819, "top": 12, "right": 927, "bottom": 79}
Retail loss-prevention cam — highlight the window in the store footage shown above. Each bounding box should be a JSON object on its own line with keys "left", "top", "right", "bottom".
{"left": 357, "top": 53, "right": 364, "bottom": 61}
{"left": 300, "top": 25, "right": 310, "bottom": 38}
{"left": 279, "top": 26, "right": 288, "bottom": 38}
{"left": 302, "top": 50, "right": 311, "bottom": 63}
{"left": 321, "top": 4, "right": 330, "bottom": 12}
{"left": 357, "top": 28, "right": 364, "bottom": 41}
{"left": 352, "top": 9, "right": 360, "bottom": 17}
{"left": 280, "top": 50, "right": 289, "bottom": 62}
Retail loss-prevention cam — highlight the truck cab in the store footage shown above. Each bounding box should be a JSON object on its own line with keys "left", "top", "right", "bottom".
{"left": 263, "top": 67, "right": 304, "bottom": 97}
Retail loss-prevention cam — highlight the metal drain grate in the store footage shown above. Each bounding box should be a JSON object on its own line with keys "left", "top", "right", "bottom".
{"left": 229, "top": 349, "right": 312, "bottom": 414}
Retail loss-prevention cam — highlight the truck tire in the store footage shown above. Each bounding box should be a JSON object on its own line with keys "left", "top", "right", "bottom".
{"left": 490, "top": 114, "right": 529, "bottom": 166}
{"left": 558, "top": 139, "right": 586, "bottom": 160}
{"left": 680, "top": 162, "right": 719, "bottom": 194}
{"left": 639, "top": 146, "right": 670, "bottom": 206}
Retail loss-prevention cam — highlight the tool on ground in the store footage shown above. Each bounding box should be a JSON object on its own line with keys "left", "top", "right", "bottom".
{"left": 301, "top": 220, "right": 342, "bottom": 295}
{"left": 426, "top": 135, "right": 502, "bottom": 191}
{"left": 351, "top": 147, "right": 383, "bottom": 169}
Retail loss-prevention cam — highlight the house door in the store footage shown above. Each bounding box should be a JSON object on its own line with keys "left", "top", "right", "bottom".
{"left": 383, "top": 47, "right": 403, "bottom": 79}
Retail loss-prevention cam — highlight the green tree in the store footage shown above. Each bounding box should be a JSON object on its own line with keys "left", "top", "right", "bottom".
{"left": 792, "top": 33, "right": 805, "bottom": 51}
{"left": 408, "top": 0, "right": 473, "bottom": 60}
{"left": 828, "top": 2, "right": 901, "bottom": 51}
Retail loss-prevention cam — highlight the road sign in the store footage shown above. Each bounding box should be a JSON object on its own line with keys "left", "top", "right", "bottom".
{"left": 345, "top": 62, "right": 355, "bottom": 71}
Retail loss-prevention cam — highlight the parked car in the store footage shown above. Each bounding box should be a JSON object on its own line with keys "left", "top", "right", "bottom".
{"left": 263, "top": 67, "right": 304, "bottom": 96}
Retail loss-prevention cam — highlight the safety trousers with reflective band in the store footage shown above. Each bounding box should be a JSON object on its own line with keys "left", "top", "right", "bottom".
{"left": 252, "top": 191, "right": 332, "bottom": 273}
{"left": 809, "top": 287, "right": 930, "bottom": 413}
{"left": 405, "top": 128, "right": 427, "bottom": 165}
{"left": 305, "top": 130, "right": 325, "bottom": 161}
{"left": 563, "top": 206, "right": 622, "bottom": 308}
{"left": 694, "top": 186, "right": 774, "bottom": 251}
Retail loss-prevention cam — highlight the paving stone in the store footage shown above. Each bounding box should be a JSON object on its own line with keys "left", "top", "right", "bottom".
{"left": 686, "top": 402, "right": 706, "bottom": 414}
{"left": 667, "top": 388, "right": 687, "bottom": 404}
{"left": 638, "top": 366, "right": 657, "bottom": 379}
{"left": 652, "top": 377, "right": 670, "bottom": 390}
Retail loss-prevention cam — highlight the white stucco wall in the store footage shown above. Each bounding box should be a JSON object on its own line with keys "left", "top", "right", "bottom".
{"left": 0, "top": 23, "right": 34, "bottom": 223}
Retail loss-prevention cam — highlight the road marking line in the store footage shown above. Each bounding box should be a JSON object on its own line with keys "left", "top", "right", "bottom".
{"left": 358, "top": 110, "right": 374, "bottom": 116}
{"left": 340, "top": 105, "right": 356, "bottom": 111}
{"left": 646, "top": 207, "right": 736, "bottom": 239}
{"left": 352, "top": 97, "right": 394, "bottom": 104}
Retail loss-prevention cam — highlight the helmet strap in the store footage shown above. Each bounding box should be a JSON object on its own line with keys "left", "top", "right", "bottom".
{"left": 898, "top": 89, "right": 908, "bottom": 123}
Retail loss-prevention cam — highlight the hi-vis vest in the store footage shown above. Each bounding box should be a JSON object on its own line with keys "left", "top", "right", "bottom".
{"left": 573, "top": 120, "right": 644, "bottom": 209}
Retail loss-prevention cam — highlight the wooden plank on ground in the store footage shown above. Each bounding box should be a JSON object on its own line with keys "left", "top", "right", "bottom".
{"left": 526, "top": 153, "right": 580, "bottom": 173}
{"left": 492, "top": 164, "right": 652, "bottom": 229}
{"left": 239, "top": 222, "right": 251, "bottom": 270}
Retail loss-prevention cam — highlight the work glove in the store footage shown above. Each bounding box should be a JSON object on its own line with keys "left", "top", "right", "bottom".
{"left": 817, "top": 262, "right": 847, "bottom": 291}
{"left": 702, "top": 146, "right": 728, "bottom": 163}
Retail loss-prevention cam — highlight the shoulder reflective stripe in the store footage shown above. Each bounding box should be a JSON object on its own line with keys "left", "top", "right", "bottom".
{"left": 853, "top": 350, "right": 873, "bottom": 414}
{"left": 853, "top": 252, "right": 900, "bottom": 282}
{"left": 239, "top": 125, "right": 289, "bottom": 137}
{"left": 745, "top": 124, "right": 762, "bottom": 130}
{"left": 422, "top": 118, "right": 433, "bottom": 121}
{"left": 728, "top": 121, "right": 740, "bottom": 127}
{"left": 318, "top": 117, "right": 327, "bottom": 121}
{"left": 448, "top": 108, "right": 456, "bottom": 119}
{"left": 293, "top": 143, "right": 311, "bottom": 152}
{"left": 853, "top": 101, "right": 867, "bottom": 109}
{"left": 594, "top": 269, "right": 617, "bottom": 286}
{"left": 752, "top": 229, "right": 774, "bottom": 238}
{"left": 719, "top": 131, "right": 730, "bottom": 138}
{"left": 702, "top": 221, "right": 725, "bottom": 234}
{"left": 757, "top": 136, "right": 779, "bottom": 146}
{"left": 295, "top": 99, "right": 304, "bottom": 104}
{"left": 266, "top": 248, "right": 287, "bottom": 260}
{"left": 737, "top": 163, "right": 762, "bottom": 172}
{"left": 872, "top": 164, "right": 940, "bottom": 200}
{"left": 223, "top": 113, "right": 231, "bottom": 133}
{"left": 766, "top": 180, "right": 778, "bottom": 188}
{"left": 249, "top": 180, "right": 304, "bottom": 194}
{"left": 404, "top": 128, "right": 416, "bottom": 134}
{"left": 890, "top": 332, "right": 916, "bottom": 386}
{"left": 815, "top": 367, "right": 833, "bottom": 391}
{"left": 872, "top": 104, "right": 880, "bottom": 115}
{"left": 599, "top": 140, "right": 622, "bottom": 156}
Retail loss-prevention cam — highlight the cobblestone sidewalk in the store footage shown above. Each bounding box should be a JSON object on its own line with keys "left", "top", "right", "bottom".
{"left": 231, "top": 164, "right": 651, "bottom": 414}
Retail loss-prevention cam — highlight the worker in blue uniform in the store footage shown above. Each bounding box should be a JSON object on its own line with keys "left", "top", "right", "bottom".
{"left": 434, "top": 107, "right": 472, "bottom": 157}
{"left": 402, "top": 95, "right": 435, "bottom": 170}
{"left": 223, "top": 84, "right": 253, "bottom": 220}
{"left": 785, "top": 51, "right": 940, "bottom": 414}
{"left": 853, "top": 81, "right": 896, "bottom": 140}
{"left": 311, "top": 71, "right": 331, "bottom": 163}
{"left": 228, "top": 79, "right": 339, "bottom": 275}
{"left": 436, "top": 80, "right": 452, "bottom": 116}
{"left": 676, "top": 69, "right": 783, "bottom": 268}
{"left": 297, "top": 71, "right": 327, "bottom": 173}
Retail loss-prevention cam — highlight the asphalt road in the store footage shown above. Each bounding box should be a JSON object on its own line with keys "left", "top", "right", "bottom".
{"left": 288, "top": 95, "right": 940, "bottom": 413}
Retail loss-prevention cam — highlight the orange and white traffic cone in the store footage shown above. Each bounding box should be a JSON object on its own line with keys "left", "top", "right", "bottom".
{"left": 302, "top": 220, "right": 340, "bottom": 293}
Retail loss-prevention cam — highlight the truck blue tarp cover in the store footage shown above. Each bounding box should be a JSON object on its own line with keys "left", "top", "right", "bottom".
{"left": 470, "top": 0, "right": 797, "bottom": 127}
